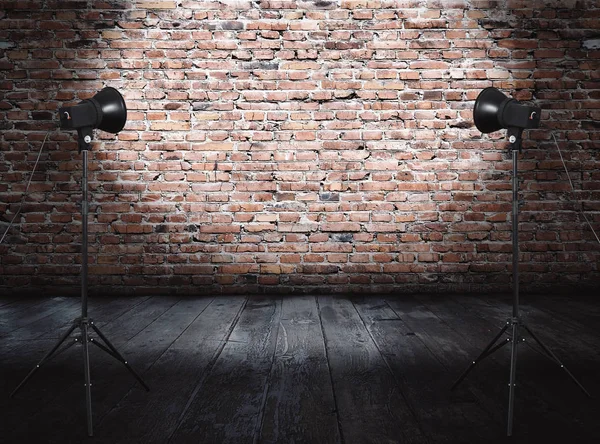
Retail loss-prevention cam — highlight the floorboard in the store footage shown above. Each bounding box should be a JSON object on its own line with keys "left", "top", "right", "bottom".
{"left": 318, "top": 296, "right": 426, "bottom": 444}
{"left": 419, "top": 293, "right": 600, "bottom": 443}
{"left": 95, "top": 297, "right": 245, "bottom": 444}
{"left": 2, "top": 296, "right": 182, "bottom": 441}
{"left": 169, "top": 296, "right": 281, "bottom": 444}
{"left": 0, "top": 293, "right": 598, "bottom": 444}
{"left": 0, "top": 296, "right": 47, "bottom": 316}
{"left": 258, "top": 295, "right": 341, "bottom": 444}
{"left": 353, "top": 296, "right": 494, "bottom": 444}
{"left": 386, "top": 295, "right": 509, "bottom": 433}
{"left": 0, "top": 297, "right": 80, "bottom": 338}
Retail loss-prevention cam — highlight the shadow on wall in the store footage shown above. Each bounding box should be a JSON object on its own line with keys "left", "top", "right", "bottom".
{"left": 0, "top": 1, "right": 133, "bottom": 293}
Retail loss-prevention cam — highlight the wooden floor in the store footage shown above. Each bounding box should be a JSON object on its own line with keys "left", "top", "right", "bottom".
{"left": 0, "top": 293, "right": 599, "bottom": 444}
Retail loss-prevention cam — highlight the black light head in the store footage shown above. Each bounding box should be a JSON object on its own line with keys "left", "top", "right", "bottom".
{"left": 59, "top": 87, "right": 127, "bottom": 134}
{"left": 473, "top": 87, "right": 541, "bottom": 134}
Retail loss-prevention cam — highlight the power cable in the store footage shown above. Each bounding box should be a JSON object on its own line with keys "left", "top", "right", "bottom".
{"left": 552, "top": 132, "right": 600, "bottom": 245}
{"left": 0, "top": 131, "right": 50, "bottom": 244}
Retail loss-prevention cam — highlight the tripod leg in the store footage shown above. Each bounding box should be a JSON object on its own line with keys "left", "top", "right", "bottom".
{"left": 507, "top": 321, "right": 519, "bottom": 437}
{"left": 451, "top": 322, "right": 510, "bottom": 390}
{"left": 52, "top": 338, "right": 79, "bottom": 360}
{"left": 10, "top": 322, "right": 78, "bottom": 398}
{"left": 82, "top": 321, "right": 93, "bottom": 437}
{"left": 89, "top": 322, "right": 150, "bottom": 391}
{"left": 523, "top": 324, "right": 591, "bottom": 398}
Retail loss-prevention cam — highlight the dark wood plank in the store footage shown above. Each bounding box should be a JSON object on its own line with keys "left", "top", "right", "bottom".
{"left": 384, "top": 295, "right": 509, "bottom": 432}
{"left": 1, "top": 293, "right": 598, "bottom": 444}
{"left": 0, "top": 296, "right": 48, "bottom": 317}
{"left": 455, "top": 296, "right": 600, "bottom": 391}
{"left": 259, "top": 295, "right": 341, "bottom": 444}
{"left": 93, "top": 296, "right": 246, "bottom": 444}
{"left": 2, "top": 300, "right": 81, "bottom": 343}
{"left": 169, "top": 296, "right": 281, "bottom": 444}
{"left": 317, "top": 295, "right": 426, "bottom": 444}
{"left": 414, "top": 293, "right": 600, "bottom": 443}
{"left": 2, "top": 296, "right": 151, "bottom": 347}
{"left": 0, "top": 297, "right": 84, "bottom": 400}
{"left": 457, "top": 294, "right": 600, "bottom": 401}
{"left": 0, "top": 336, "right": 70, "bottom": 400}
{"left": 353, "top": 296, "right": 496, "bottom": 444}
{"left": 92, "top": 295, "right": 182, "bottom": 345}
{"left": 84, "top": 295, "right": 154, "bottom": 331}
{"left": 469, "top": 293, "right": 600, "bottom": 358}
{"left": 0, "top": 293, "right": 151, "bottom": 338}
{"left": 0, "top": 296, "right": 150, "bottom": 402}
{"left": 2, "top": 296, "right": 183, "bottom": 441}
{"left": 0, "top": 296, "right": 21, "bottom": 308}
{"left": 538, "top": 294, "right": 600, "bottom": 333}
{"left": 0, "top": 297, "right": 80, "bottom": 337}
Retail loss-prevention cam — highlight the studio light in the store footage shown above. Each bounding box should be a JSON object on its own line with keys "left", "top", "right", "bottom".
{"left": 11, "top": 86, "right": 148, "bottom": 437}
{"left": 59, "top": 87, "right": 127, "bottom": 151}
{"left": 473, "top": 86, "right": 541, "bottom": 134}
{"left": 452, "top": 87, "right": 590, "bottom": 437}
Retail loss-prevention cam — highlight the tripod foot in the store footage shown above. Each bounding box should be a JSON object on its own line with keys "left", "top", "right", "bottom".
{"left": 451, "top": 322, "right": 510, "bottom": 391}
{"left": 10, "top": 322, "right": 78, "bottom": 398}
{"left": 10, "top": 315, "right": 149, "bottom": 438}
{"left": 89, "top": 322, "right": 150, "bottom": 392}
{"left": 523, "top": 324, "right": 591, "bottom": 398}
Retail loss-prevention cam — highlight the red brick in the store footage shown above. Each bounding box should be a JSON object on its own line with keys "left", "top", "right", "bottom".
{"left": 0, "top": 3, "right": 597, "bottom": 295}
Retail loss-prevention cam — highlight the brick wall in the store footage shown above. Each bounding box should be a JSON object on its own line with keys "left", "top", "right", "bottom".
{"left": 1, "top": 0, "right": 599, "bottom": 296}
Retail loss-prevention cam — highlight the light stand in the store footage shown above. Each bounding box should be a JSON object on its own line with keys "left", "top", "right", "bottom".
{"left": 452, "top": 91, "right": 592, "bottom": 436}
{"left": 10, "top": 89, "right": 149, "bottom": 437}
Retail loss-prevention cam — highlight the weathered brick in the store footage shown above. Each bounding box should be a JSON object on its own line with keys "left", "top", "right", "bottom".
{"left": 0, "top": 1, "right": 597, "bottom": 296}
